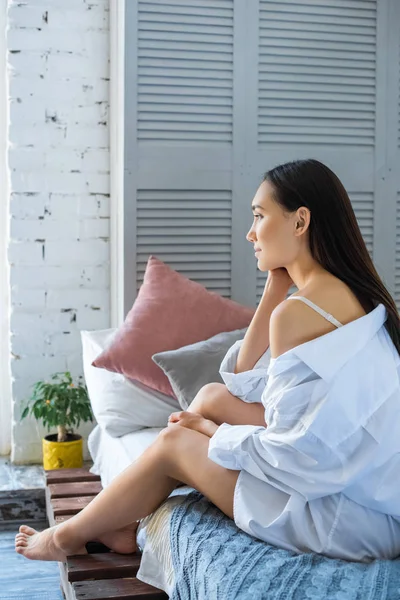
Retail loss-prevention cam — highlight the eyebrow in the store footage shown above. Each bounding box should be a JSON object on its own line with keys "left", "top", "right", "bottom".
{"left": 251, "top": 204, "right": 265, "bottom": 211}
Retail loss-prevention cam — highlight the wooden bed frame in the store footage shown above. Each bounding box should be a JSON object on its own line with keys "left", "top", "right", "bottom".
{"left": 45, "top": 468, "right": 168, "bottom": 600}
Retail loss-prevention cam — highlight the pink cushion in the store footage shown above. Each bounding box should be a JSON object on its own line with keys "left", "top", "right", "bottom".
{"left": 93, "top": 256, "right": 255, "bottom": 398}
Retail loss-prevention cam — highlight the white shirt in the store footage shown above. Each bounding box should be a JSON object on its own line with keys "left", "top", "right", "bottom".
{"left": 208, "top": 303, "right": 400, "bottom": 562}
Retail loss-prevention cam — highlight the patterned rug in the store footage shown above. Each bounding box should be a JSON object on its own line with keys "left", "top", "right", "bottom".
{"left": 0, "top": 530, "right": 63, "bottom": 600}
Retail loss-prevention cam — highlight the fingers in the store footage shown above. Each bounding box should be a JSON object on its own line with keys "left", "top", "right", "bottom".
{"left": 168, "top": 412, "right": 182, "bottom": 428}
{"left": 168, "top": 411, "right": 184, "bottom": 423}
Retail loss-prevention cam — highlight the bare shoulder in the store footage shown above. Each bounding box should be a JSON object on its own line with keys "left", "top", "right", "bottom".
{"left": 269, "top": 275, "right": 367, "bottom": 360}
{"left": 269, "top": 299, "right": 320, "bottom": 359}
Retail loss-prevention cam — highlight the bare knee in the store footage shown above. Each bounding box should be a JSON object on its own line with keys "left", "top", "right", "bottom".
{"left": 158, "top": 423, "right": 182, "bottom": 444}
{"left": 188, "top": 382, "right": 226, "bottom": 419}
{"left": 153, "top": 426, "right": 191, "bottom": 487}
{"left": 156, "top": 424, "right": 186, "bottom": 461}
{"left": 156, "top": 424, "right": 203, "bottom": 477}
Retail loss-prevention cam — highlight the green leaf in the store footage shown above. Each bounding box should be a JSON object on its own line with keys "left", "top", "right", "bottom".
{"left": 21, "top": 406, "right": 29, "bottom": 419}
{"left": 20, "top": 371, "right": 93, "bottom": 428}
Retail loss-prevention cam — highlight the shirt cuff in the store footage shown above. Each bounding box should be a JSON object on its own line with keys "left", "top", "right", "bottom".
{"left": 219, "top": 340, "right": 271, "bottom": 403}
{"left": 208, "top": 422, "right": 264, "bottom": 470}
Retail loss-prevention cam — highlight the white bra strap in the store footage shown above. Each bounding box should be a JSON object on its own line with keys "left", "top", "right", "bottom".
{"left": 287, "top": 296, "right": 343, "bottom": 328}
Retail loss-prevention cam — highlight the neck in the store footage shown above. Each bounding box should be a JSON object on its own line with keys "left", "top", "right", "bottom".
{"left": 286, "top": 256, "right": 326, "bottom": 291}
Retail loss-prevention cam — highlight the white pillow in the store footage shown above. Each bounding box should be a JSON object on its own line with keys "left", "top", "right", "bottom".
{"left": 81, "top": 328, "right": 181, "bottom": 438}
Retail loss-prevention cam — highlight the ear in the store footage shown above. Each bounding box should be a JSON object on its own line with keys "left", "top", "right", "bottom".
{"left": 294, "top": 207, "right": 311, "bottom": 235}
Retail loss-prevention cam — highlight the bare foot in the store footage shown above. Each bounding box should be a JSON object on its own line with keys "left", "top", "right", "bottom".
{"left": 97, "top": 521, "right": 139, "bottom": 554}
{"left": 15, "top": 524, "right": 84, "bottom": 562}
{"left": 15, "top": 521, "right": 139, "bottom": 561}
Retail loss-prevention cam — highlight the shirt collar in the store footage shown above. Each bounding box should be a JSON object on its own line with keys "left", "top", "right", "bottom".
{"left": 282, "top": 303, "right": 388, "bottom": 382}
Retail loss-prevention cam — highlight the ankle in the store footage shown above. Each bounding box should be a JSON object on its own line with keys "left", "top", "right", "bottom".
{"left": 54, "top": 522, "right": 82, "bottom": 552}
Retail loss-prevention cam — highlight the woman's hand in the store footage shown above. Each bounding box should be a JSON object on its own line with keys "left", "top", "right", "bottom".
{"left": 168, "top": 411, "right": 218, "bottom": 438}
{"left": 265, "top": 267, "right": 294, "bottom": 296}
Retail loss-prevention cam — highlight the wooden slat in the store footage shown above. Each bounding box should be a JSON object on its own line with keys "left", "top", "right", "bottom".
{"left": 52, "top": 496, "right": 95, "bottom": 516}
{"left": 67, "top": 553, "right": 142, "bottom": 582}
{"left": 72, "top": 579, "right": 167, "bottom": 600}
{"left": 45, "top": 467, "right": 167, "bottom": 599}
{"left": 49, "top": 481, "right": 103, "bottom": 498}
{"left": 45, "top": 486, "right": 55, "bottom": 526}
{"left": 55, "top": 514, "right": 73, "bottom": 524}
{"left": 59, "top": 561, "right": 78, "bottom": 600}
{"left": 45, "top": 468, "right": 101, "bottom": 484}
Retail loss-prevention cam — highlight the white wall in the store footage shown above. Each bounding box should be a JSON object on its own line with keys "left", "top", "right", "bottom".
{"left": 0, "top": 0, "right": 12, "bottom": 456}
{"left": 6, "top": 0, "right": 111, "bottom": 463}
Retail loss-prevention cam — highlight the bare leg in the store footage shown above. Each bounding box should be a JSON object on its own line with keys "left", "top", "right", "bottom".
{"left": 15, "top": 384, "right": 257, "bottom": 559}
{"left": 15, "top": 424, "right": 239, "bottom": 562}
{"left": 188, "top": 382, "right": 267, "bottom": 427}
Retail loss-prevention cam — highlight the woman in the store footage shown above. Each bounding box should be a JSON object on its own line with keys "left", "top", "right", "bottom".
{"left": 15, "top": 159, "right": 400, "bottom": 563}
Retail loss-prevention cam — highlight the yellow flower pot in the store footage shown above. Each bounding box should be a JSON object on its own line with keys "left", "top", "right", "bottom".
{"left": 42, "top": 434, "right": 83, "bottom": 470}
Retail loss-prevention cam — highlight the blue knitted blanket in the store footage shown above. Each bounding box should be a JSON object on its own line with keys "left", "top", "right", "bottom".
{"left": 169, "top": 491, "right": 400, "bottom": 600}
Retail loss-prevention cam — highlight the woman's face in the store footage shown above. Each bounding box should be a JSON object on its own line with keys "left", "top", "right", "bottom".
{"left": 246, "top": 180, "right": 303, "bottom": 272}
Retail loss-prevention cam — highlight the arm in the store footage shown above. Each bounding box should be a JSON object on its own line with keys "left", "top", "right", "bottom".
{"left": 234, "top": 269, "right": 292, "bottom": 374}
{"left": 209, "top": 307, "right": 340, "bottom": 493}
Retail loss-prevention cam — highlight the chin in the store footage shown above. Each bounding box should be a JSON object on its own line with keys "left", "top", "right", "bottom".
{"left": 256, "top": 256, "right": 269, "bottom": 272}
{"left": 257, "top": 255, "right": 283, "bottom": 273}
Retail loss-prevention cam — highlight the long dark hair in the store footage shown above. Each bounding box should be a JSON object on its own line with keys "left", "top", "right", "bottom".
{"left": 264, "top": 158, "right": 400, "bottom": 355}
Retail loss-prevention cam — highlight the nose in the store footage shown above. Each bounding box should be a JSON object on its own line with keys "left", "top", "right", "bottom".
{"left": 246, "top": 225, "right": 256, "bottom": 243}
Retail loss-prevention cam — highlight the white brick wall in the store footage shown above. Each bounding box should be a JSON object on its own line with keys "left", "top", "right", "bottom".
{"left": 7, "top": 0, "right": 110, "bottom": 463}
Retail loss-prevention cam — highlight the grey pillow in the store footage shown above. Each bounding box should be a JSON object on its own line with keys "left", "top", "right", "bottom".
{"left": 151, "top": 328, "right": 247, "bottom": 410}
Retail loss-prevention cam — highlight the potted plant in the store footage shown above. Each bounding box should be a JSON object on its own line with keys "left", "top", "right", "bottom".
{"left": 21, "top": 371, "right": 94, "bottom": 470}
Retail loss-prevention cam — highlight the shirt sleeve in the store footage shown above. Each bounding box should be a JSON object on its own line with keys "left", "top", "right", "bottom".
{"left": 208, "top": 372, "right": 368, "bottom": 501}
{"left": 219, "top": 339, "right": 272, "bottom": 404}
{"left": 208, "top": 421, "right": 344, "bottom": 500}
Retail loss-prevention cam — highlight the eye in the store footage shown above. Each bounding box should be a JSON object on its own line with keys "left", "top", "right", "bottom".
{"left": 253, "top": 213, "right": 263, "bottom": 221}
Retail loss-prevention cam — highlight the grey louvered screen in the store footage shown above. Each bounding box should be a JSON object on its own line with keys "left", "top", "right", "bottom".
{"left": 124, "top": 0, "right": 398, "bottom": 315}
{"left": 258, "top": 0, "right": 377, "bottom": 147}
{"left": 137, "top": 0, "right": 234, "bottom": 143}
{"left": 396, "top": 195, "right": 400, "bottom": 312}
{"left": 393, "top": 1, "right": 400, "bottom": 312}
{"left": 136, "top": 189, "right": 232, "bottom": 297}
{"left": 350, "top": 193, "right": 374, "bottom": 255}
{"left": 256, "top": 272, "right": 268, "bottom": 306}
{"left": 122, "top": 0, "right": 236, "bottom": 314}
{"left": 253, "top": 0, "right": 378, "bottom": 305}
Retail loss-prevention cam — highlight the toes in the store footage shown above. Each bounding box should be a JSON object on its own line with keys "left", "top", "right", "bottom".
{"left": 15, "top": 536, "right": 28, "bottom": 547}
{"left": 19, "top": 525, "right": 36, "bottom": 535}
